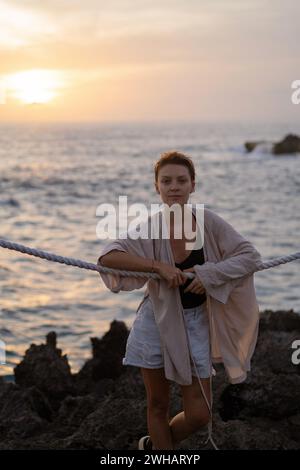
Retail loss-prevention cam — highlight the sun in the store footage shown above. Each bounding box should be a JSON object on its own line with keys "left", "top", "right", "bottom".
{"left": 7, "top": 69, "right": 63, "bottom": 104}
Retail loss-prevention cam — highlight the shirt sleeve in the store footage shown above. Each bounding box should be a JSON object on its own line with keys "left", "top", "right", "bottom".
{"left": 193, "top": 212, "right": 262, "bottom": 304}
{"left": 97, "top": 230, "right": 154, "bottom": 294}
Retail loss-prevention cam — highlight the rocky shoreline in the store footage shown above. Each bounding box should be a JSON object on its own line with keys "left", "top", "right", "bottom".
{"left": 0, "top": 309, "right": 299, "bottom": 450}
{"left": 244, "top": 133, "right": 300, "bottom": 154}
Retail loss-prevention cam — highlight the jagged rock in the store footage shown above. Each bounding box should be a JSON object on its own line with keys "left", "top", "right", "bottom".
{"left": 219, "top": 374, "right": 300, "bottom": 421}
{"left": 57, "top": 394, "right": 100, "bottom": 429}
{"left": 0, "top": 310, "right": 299, "bottom": 449}
{"left": 0, "top": 381, "right": 53, "bottom": 441}
{"left": 14, "top": 331, "right": 75, "bottom": 409}
{"left": 206, "top": 417, "right": 298, "bottom": 450}
{"left": 218, "top": 309, "right": 300, "bottom": 424}
{"left": 245, "top": 134, "right": 300, "bottom": 155}
{"left": 244, "top": 140, "right": 269, "bottom": 152}
{"left": 258, "top": 308, "right": 300, "bottom": 332}
{"left": 273, "top": 134, "right": 300, "bottom": 155}
{"left": 74, "top": 320, "right": 129, "bottom": 393}
{"left": 60, "top": 394, "right": 148, "bottom": 450}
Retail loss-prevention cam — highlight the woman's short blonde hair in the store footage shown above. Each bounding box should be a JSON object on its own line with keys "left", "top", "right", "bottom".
{"left": 154, "top": 150, "right": 195, "bottom": 182}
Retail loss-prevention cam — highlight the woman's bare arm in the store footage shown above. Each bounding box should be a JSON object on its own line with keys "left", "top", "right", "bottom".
{"left": 98, "top": 250, "right": 161, "bottom": 273}
{"left": 98, "top": 250, "right": 187, "bottom": 288}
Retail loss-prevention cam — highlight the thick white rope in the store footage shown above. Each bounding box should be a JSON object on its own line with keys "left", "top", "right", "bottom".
{"left": 0, "top": 239, "right": 299, "bottom": 279}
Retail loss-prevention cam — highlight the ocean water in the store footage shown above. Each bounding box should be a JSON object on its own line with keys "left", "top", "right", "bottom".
{"left": 0, "top": 120, "right": 299, "bottom": 376}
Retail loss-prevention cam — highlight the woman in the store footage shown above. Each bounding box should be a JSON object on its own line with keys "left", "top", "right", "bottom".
{"left": 98, "top": 151, "right": 262, "bottom": 450}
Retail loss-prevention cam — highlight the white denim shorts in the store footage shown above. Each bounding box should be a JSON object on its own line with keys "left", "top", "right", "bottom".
{"left": 122, "top": 296, "right": 212, "bottom": 378}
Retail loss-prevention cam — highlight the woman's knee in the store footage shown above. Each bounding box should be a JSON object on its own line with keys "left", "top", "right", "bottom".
{"left": 185, "top": 409, "right": 210, "bottom": 431}
{"left": 148, "top": 396, "right": 169, "bottom": 417}
{"left": 141, "top": 367, "right": 170, "bottom": 416}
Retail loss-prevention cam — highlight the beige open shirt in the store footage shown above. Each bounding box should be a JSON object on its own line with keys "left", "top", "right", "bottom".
{"left": 97, "top": 206, "right": 262, "bottom": 386}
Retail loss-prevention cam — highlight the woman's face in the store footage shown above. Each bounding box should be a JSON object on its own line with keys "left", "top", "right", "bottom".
{"left": 155, "top": 164, "right": 195, "bottom": 207}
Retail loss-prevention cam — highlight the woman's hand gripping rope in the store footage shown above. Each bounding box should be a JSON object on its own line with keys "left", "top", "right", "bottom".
{"left": 182, "top": 266, "right": 206, "bottom": 294}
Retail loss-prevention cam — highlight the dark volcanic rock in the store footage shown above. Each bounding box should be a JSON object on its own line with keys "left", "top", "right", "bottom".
{"left": 244, "top": 140, "right": 269, "bottom": 152}
{"left": 1, "top": 310, "right": 299, "bottom": 450}
{"left": 273, "top": 134, "right": 300, "bottom": 155}
{"left": 217, "top": 308, "right": 300, "bottom": 448}
{"left": 245, "top": 134, "right": 300, "bottom": 155}
{"left": 74, "top": 320, "right": 129, "bottom": 394}
{"left": 14, "top": 331, "right": 75, "bottom": 410}
{"left": 219, "top": 374, "right": 300, "bottom": 421}
{"left": 0, "top": 381, "right": 53, "bottom": 442}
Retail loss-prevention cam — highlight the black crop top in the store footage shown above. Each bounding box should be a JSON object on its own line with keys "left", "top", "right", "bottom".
{"left": 175, "top": 248, "right": 207, "bottom": 308}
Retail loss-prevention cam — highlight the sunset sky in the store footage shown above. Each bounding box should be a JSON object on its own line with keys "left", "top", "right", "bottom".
{"left": 0, "top": 0, "right": 299, "bottom": 123}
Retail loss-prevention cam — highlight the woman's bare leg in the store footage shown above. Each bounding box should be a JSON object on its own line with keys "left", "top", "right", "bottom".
{"left": 169, "top": 376, "right": 211, "bottom": 448}
{"left": 141, "top": 367, "right": 174, "bottom": 450}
